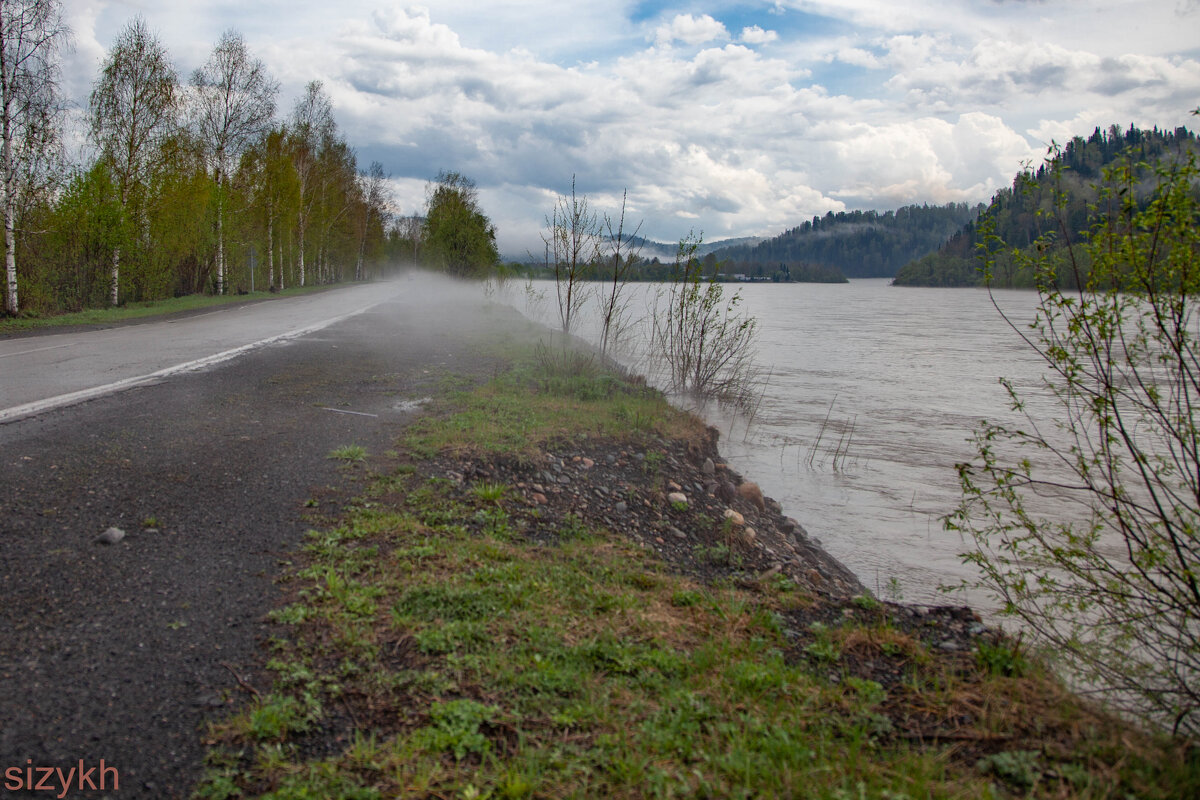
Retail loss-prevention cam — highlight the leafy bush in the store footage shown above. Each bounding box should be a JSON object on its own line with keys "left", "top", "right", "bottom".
{"left": 651, "top": 232, "right": 760, "bottom": 407}
{"left": 951, "top": 143, "right": 1200, "bottom": 734}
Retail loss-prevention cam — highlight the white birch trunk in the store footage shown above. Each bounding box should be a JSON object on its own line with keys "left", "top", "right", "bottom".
{"left": 3, "top": 120, "right": 16, "bottom": 313}
{"left": 216, "top": 191, "right": 224, "bottom": 294}
{"left": 297, "top": 214, "right": 306, "bottom": 287}
{"left": 267, "top": 211, "right": 274, "bottom": 289}
{"left": 110, "top": 245, "right": 121, "bottom": 306}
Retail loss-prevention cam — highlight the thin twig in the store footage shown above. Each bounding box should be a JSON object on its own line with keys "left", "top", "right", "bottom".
{"left": 220, "top": 661, "right": 262, "bottom": 701}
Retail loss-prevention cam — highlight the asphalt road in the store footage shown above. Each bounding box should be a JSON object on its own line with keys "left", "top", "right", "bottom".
{"left": 0, "top": 277, "right": 518, "bottom": 798}
{"left": 0, "top": 282, "right": 407, "bottom": 422}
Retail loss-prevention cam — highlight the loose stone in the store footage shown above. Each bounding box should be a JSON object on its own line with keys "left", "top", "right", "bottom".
{"left": 97, "top": 527, "right": 125, "bottom": 545}
{"left": 667, "top": 492, "right": 688, "bottom": 506}
{"left": 737, "top": 482, "right": 765, "bottom": 511}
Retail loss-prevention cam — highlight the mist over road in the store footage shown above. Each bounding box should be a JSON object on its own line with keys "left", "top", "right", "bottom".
{"left": 0, "top": 276, "right": 521, "bottom": 797}
{"left": 0, "top": 281, "right": 405, "bottom": 423}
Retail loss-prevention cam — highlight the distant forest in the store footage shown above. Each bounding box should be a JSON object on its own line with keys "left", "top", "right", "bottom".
{"left": 893, "top": 124, "right": 1199, "bottom": 288}
{"left": 513, "top": 251, "right": 848, "bottom": 284}
{"left": 707, "top": 203, "right": 983, "bottom": 279}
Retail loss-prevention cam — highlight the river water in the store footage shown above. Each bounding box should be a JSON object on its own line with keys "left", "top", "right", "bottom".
{"left": 514, "top": 278, "right": 1053, "bottom": 610}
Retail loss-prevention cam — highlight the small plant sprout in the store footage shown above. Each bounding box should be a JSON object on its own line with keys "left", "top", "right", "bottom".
{"left": 472, "top": 481, "right": 507, "bottom": 506}
{"left": 328, "top": 444, "right": 367, "bottom": 463}
{"left": 851, "top": 594, "right": 881, "bottom": 612}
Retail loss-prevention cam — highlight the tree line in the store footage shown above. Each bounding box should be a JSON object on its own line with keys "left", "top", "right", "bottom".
{"left": 892, "top": 124, "right": 1199, "bottom": 288}
{"left": 706, "top": 203, "right": 983, "bottom": 279}
{"left": 2, "top": 4, "right": 403, "bottom": 317}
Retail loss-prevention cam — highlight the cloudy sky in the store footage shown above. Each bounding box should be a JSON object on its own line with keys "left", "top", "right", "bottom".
{"left": 60, "top": 0, "right": 1200, "bottom": 256}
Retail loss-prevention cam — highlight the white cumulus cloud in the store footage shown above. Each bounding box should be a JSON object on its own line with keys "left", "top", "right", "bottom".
{"left": 740, "top": 25, "right": 779, "bottom": 45}
{"left": 654, "top": 14, "right": 730, "bottom": 47}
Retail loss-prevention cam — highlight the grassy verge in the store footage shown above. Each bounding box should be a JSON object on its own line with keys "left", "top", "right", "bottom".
{"left": 196, "top": 345, "right": 1199, "bottom": 799}
{"left": 0, "top": 284, "right": 335, "bottom": 335}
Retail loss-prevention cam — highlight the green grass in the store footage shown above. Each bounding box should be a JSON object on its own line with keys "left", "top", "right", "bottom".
{"left": 0, "top": 284, "right": 333, "bottom": 335}
{"left": 328, "top": 444, "right": 368, "bottom": 463}
{"left": 197, "top": 344, "right": 1200, "bottom": 800}
{"left": 403, "top": 344, "right": 703, "bottom": 459}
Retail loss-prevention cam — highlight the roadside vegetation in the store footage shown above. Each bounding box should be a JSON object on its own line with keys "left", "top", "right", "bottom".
{"left": 0, "top": 283, "right": 331, "bottom": 335}
{"left": 0, "top": 3, "right": 497, "bottom": 322}
{"left": 537, "top": 181, "right": 761, "bottom": 409}
{"left": 951, "top": 142, "right": 1200, "bottom": 735}
{"left": 196, "top": 340, "right": 1198, "bottom": 799}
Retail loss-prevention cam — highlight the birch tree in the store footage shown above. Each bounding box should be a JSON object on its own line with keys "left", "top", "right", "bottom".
{"left": 288, "top": 80, "right": 334, "bottom": 287}
{"left": 89, "top": 17, "right": 178, "bottom": 305}
{"left": 191, "top": 29, "right": 277, "bottom": 295}
{"left": 312, "top": 135, "right": 356, "bottom": 283}
{"left": 1, "top": 0, "right": 70, "bottom": 315}
{"left": 240, "top": 126, "right": 297, "bottom": 290}
{"left": 354, "top": 161, "right": 391, "bottom": 281}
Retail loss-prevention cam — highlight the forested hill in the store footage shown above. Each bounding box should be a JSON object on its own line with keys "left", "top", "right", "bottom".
{"left": 893, "top": 124, "right": 1199, "bottom": 287}
{"left": 707, "top": 203, "right": 982, "bottom": 279}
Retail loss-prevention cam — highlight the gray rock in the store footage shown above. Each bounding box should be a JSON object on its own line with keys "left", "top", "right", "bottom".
{"left": 97, "top": 527, "right": 125, "bottom": 545}
{"left": 783, "top": 516, "right": 808, "bottom": 537}
{"left": 606, "top": 454, "right": 617, "bottom": 465}
{"left": 615, "top": 501, "right": 628, "bottom": 513}
{"left": 702, "top": 457, "right": 715, "bottom": 475}
{"left": 937, "top": 639, "right": 961, "bottom": 652}
{"left": 667, "top": 491, "right": 688, "bottom": 506}
{"left": 668, "top": 526, "right": 687, "bottom": 540}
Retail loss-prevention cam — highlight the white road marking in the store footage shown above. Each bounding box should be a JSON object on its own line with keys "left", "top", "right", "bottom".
{"left": 0, "top": 342, "right": 74, "bottom": 359}
{"left": 0, "top": 304, "right": 380, "bottom": 424}
{"left": 320, "top": 407, "right": 380, "bottom": 418}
